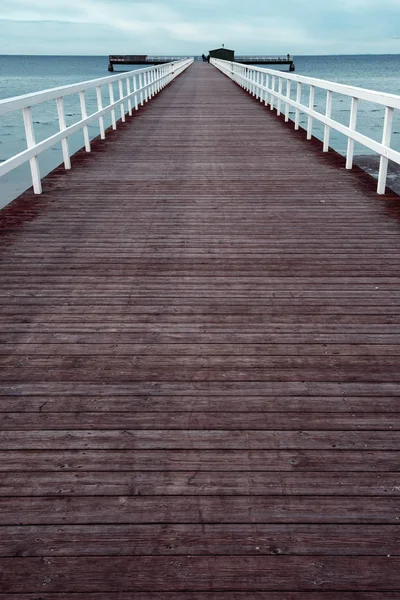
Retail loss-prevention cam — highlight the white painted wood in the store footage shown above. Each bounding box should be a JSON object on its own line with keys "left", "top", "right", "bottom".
{"left": 118, "top": 80, "right": 125, "bottom": 122}
{"left": 22, "top": 106, "right": 42, "bottom": 194}
{"left": 285, "top": 80, "right": 291, "bottom": 122}
{"left": 346, "top": 97, "right": 359, "bottom": 169}
{"left": 108, "top": 83, "right": 117, "bottom": 130}
{"left": 133, "top": 75, "right": 139, "bottom": 111}
{"left": 56, "top": 97, "right": 71, "bottom": 170}
{"left": 126, "top": 78, "right": 132, "bottom": 116}
{"left": 295, "top": 82, "right": 302, "bottom": 130}
{"left": 139, "top": 73, "right": 144, "bottom": 106}
{"left": 378, "top": 106, "right": 394, "bottom": 194}
{"left": 307, "top": 86, "right": 315, "bottom": 140}
{"left": 79, "top": 91, "right": 91, "bottom": 152}
{"left": 144, "top": 72, "right": 149, "bottom": 102}
{"left": 265, "top": 74, "right": 270, "bottom": 107}
{"left": 96, "top": 86, "right": 106, "bottom": 139}
{"left": 323, "top": 90, "right": 333, "bottom": 152}
{"left": 270, "top": 76, "right": 275, "bottom": 111}
{"left": 277, "top": 78, "right": 283, "bottom": 116}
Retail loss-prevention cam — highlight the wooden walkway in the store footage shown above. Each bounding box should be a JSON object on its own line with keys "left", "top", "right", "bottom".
{"left": 0, "top": 62, "right": 400, "bottom": 597}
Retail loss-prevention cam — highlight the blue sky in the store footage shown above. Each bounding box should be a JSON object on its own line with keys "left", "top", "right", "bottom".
{"left": 1, "top": 0, "right": 400, "bottom": 55}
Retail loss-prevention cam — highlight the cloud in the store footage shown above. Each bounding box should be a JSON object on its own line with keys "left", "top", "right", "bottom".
{"left": 0, "top": 0, "right": 399, "bottom": 54}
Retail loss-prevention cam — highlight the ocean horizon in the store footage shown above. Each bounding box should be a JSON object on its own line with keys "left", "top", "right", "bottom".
{"left": 1, "top": 53, "right": 400, "bottom": 208}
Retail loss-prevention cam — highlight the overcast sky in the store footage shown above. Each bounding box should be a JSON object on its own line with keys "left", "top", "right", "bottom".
{"left": 0, "top": 0, "right": 399, "bottom": 56}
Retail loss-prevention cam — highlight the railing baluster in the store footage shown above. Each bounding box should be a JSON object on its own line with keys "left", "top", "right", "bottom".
{"left": 56, "top": 97, "right": 71, "bottom": 170}
{"left": 265, "top": 74, "right": 270, "bottom": 107}
{"left": 323, "top": 90, "right": 333, "bottom": 152}
{"left": 133, "top": 75, "right": 139, "bottom": 111}
{"left": 144, "top": 72, "right": 149, "bottom": 102}
{"left": 378, "top": 106, "right": 394, "bottom": 194}
{"left": 118, "top": 80, "right": 125, "bottom": 122}
{"left": 285, "top": 80, "right": 291, "bottom": 122}
{"left": 139, "top": 72, "right": 144, "bottom": 106}
{"left": 270, "top": 76, "right": 275, "bottom": 111}
{"left": 277, "top": 78, "right": 283, "bottom": 116}
{"left": 96, "top": 86, "right": 106, "bottom": 139}
{"left": 79, "top": 91, "right": 91, "bottom": 152}
{"left": 307, "top": 86, "right": 315, "bottom": 140}
{"left": 126, "top": 78, "right": 132, "bottom": 116}
{"left": 346, "top": 97, "right": 359, "bottom": 169}
{"left": 295, "top": 82, "right": 302, "bottom": 130}
{"left": 260, "top": 72, "right": 265, "bottom": 103}
{"left": 22, "top": 106, "right": 42, "bottom": 194}
{"left": 108, "top": 83, "right": 117, "bottom": 130}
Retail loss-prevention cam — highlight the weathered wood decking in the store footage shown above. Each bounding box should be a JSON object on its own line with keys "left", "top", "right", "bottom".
{"left": 0, "top": 62, "right": 400, "bottom": 597}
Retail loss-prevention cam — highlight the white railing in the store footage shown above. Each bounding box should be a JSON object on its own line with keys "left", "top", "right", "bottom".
{"left": 235, "top": 55, "right": 293, "bottom": 62}
{"left": 0, "top": 58, "right": 193, "bottom": 194}
{"left": 211, "top": 57, "right": 400, "bottom": 195}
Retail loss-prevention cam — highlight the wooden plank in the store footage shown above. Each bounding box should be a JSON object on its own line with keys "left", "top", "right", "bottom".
{"left": 0, "top": 471, "right": 398, "bottom": 496}
{"left": 1, "top": 366, "right": 399, "bottom": 383}
{"left": 0, "top": 496, "right": 397, "bottom": 525}
{"left": 0, "top": 429, "right": 398, "bottom": 448}
{"left": 0, "top": 395, "right": 398, "bottom": 413}
{"left": 0, "top": 381, "right": 399, "bottom": 395}
{"left": 1, "top": 594, "right": 399, "bottom": 600}
{"left": 1, "top": 556, "right": 400, "bottom": 592}
{"left": 1, "top": 415, "right": 399, "bottom": 432}
{"left": 0, "top": 449, "right": 398, "bottom": 472}
{"left": 1, "top": 524, "right": 399, "bottom": 557}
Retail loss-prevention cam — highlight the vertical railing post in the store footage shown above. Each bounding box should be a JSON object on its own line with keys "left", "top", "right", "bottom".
{"left": 118, "top": 80, "right": 125, "bottom": 122}
{"left": 139, "top": 72, "right": 144, "bottom": 106}
{"left": 133, "top": 75, "right": 138, "bottom": 111}
{"left": 295, "top": 82, "right": 302, "bottom": 130}
{"left": 346, "top": 97, "right": 359, "bottom": 169}
{"left": 108, "top": 83, "right": 117, "bottom": 130}
{"left": 270, "top": 76, "right": 276, "bottom": 111}
{"left": 79, "top": 90, "right": 91, "bottom": 152}
{"left": 265, "top": 74, "right": 270, "bottom": 107}
{"left": 285, "top": 80, "right": 291, "bottom": 122}
{"left": 307, "top": 86, "right": 315, "bottom": 140}
{"left": 144, "top": 72, "right": 149, "bottom": 102}
{"left": 96, "top": 86, "right": 106, "bottom": 139}
{"left": 277, "top": 78, "right": 283, "bottom": 116}
{"left": 126, "top": 78, "right": 132, "bottom": 116}
{"left": 378, "top": 106, "right": 394, "bottom": 194}
{"left": 260, "top": 72, "right": 265, "bottom": 103}
{"left": 22, "top": 106, "right": 42, "bottom": 194}
{"left": 56, "top": 97, "right": 71, "bottom": 170}
{"left": 323, "top": 90, "right": 333, "bottom": 152}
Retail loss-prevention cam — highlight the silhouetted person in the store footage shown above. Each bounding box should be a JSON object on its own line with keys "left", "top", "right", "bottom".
{"left": 202, "top": 54, "right": 206, "bottom": 62}
{"left": 207, "top": 54, "right": 210, "bottom": 63}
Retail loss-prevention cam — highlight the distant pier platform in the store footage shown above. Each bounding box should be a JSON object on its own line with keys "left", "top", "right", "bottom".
{"left": 108, "top": 55, "right": 191, "bottom": 71}
{"left": 235, "top": 55, "right": 295, "bottom": 70}
{"left": 109, "top": 53, "right": 295, "bottom": 72}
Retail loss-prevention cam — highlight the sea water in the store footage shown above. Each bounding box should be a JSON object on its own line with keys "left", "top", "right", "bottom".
{"left": 1, "top": 54, "right": 400, "bottom": 208}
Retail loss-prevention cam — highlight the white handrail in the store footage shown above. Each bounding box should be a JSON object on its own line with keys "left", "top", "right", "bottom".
{"left": 211, "top": 57, "right": 400, "bottom": 195}
{"left": 0, "top": 58, "right": 193, "bottom": 194}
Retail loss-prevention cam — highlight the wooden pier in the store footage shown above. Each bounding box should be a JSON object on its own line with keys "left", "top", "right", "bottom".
{"left": 235, "top": 55, "right": 295, "bottom": 69}
{"left": 0, "top": 62, "right": 400, "bottom": 597}
{"left": 108, "top": 55, "right": 192, "bottom": 71}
